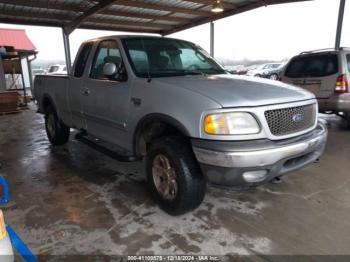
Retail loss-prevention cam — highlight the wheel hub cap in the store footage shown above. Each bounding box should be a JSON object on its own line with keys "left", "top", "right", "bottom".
{"left": 47, "top": 114, "right": 55, "bottom": 137}
{"left": 152, "top": 154, "right": 178, "bottom": 201}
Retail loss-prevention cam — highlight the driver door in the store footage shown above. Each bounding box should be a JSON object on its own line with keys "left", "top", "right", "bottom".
{"left": 80, "top": 39, "right": 131, "bottom": 146}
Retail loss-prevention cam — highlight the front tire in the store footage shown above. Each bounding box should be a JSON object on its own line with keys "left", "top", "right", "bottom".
{"left": 45, "top": 105, "right": 70, "bottom": 145}
{"left": 146, "top": 136, "right": 206, "bottom": 215}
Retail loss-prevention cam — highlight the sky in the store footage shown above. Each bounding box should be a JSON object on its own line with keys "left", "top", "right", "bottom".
{"left": 0, "top": 0, "right": 348, "bottom": 63}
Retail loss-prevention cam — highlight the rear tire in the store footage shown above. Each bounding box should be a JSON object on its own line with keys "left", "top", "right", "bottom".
{"left": 146, "top": 136, "right": 206, "bottom": 215}
{"left": 45, "top": 105, "right": 70, "bottom": 145}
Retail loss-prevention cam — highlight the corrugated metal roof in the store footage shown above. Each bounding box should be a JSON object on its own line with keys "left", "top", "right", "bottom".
{"left": 0, "top": 28, "right": 36, "bottom": 50}
{"left": 0, "top": 0, "right": 311, "bottom": 35}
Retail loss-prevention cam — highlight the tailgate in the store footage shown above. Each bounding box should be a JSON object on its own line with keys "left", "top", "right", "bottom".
{"left": 284, "top": 75, "right": 336, "bottom": 99}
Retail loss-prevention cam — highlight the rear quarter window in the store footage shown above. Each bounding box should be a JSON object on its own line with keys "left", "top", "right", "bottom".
{"left": 346, "top": 54, "right": 350, "bottom": 72}
{"left": 285, "top": 54, "right": 338, "bottom": 78}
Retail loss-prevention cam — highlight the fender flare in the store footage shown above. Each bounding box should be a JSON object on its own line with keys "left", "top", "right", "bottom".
{"left": 133, "top": 113, "right": 191, "bottom": 156}
{"left": 40, "top": 94, "right": 56, "bottom": 114}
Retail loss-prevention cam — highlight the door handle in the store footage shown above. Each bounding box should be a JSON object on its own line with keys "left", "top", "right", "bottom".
{"left": 82, "top": 88, "right": 90, "bottom": 96}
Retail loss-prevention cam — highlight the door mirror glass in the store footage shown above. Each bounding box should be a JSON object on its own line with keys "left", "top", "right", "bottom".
{"left": 103, "top": 62, "right": 118, "bottom": 77}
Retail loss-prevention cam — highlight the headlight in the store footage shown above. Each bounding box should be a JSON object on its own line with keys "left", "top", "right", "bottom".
{"left": 204, "top": 112, "right": 260, "bottom": 135}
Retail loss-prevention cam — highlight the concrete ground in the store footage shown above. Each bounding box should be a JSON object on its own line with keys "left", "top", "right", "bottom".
{"left": 0, "top": 104, "right": 350, "bottom": 260}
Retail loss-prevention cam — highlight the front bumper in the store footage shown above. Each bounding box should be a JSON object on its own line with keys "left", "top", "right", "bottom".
{"left": 318, "top": 94, "right": 350, "bottom": 112}
{"left": 192, "top": 122, "right": 327, "bottom": 188}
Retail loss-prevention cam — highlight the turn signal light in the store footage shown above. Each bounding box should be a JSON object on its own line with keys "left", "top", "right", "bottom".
{"left": 335, "top": 74, "right": 348, "bottom": 94}
{"left": 204, "top": 114, "right": 229, "bottom": 134}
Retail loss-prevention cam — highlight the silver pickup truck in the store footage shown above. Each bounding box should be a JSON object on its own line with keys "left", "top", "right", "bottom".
{"left": 34, "top": 35, "right": 327, "bottom": 215}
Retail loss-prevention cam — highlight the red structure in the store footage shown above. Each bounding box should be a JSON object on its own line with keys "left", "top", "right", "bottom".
{"left": 0, "top": 28, "right": 36, "bottom": 51}
{"left": 0, "top": 28, "right": 37, "bottom": 112}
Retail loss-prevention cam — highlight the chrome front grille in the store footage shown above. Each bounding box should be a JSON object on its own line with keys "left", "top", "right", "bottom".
{"left": 264, "top": 103, "right": 316, "bottom": 136}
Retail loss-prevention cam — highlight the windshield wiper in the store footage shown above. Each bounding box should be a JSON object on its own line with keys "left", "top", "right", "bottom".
{"left": 206, "top": 68, "right": 226, "bottom": 74}
{"left": 182, "top": 70, "right": 206, "bottom": 76}
{"left": 147, "top": 69, "right": 207, "bottom": 76}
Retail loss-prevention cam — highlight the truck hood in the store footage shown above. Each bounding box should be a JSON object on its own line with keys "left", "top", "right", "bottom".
{"left": 153, "top": 74, "right": 315, "bottom": 108}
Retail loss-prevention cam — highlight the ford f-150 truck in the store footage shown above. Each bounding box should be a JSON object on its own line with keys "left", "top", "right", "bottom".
{"left": 34, "top": 36, "right": 327, "bottom": 215}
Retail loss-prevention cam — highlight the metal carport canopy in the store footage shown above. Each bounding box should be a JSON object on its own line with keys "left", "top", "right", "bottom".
{"left": 0, "top": 0, "right": 310, "bottom": 36}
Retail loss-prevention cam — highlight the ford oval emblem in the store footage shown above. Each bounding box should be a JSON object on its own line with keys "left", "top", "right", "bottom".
{"left": 292, "top": 113, "right": 304, "bottom": 122}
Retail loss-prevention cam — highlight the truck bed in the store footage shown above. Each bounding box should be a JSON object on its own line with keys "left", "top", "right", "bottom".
{"left": 34, "top": 74, "right": 70, "bottom": 117}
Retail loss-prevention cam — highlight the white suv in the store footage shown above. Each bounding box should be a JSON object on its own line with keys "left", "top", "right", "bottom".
{"left": 281, "top": 48, "right": 350, "bottom": 125}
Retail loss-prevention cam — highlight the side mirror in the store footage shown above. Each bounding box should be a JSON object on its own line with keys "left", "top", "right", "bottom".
{"left": 103, "top": 62, "right": 118, "bottom": 77}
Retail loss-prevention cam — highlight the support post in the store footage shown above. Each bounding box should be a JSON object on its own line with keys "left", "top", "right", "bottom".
{"left": 335, "top": 0, "right": 346, "bottom": 50}
{"left": 0, "top": 56, "right": 6, "bottom": 91}
{"left": 27, "top": 55, "right": 36, "bottom": 99}
{"left": 19, "top": 58, "right": 27, "bottom": 106}
{"left": 210, "top": 21, "right": 214, "bottom": 57}
{"left": 62, "top": 29, "right": 72, "bottom": 74}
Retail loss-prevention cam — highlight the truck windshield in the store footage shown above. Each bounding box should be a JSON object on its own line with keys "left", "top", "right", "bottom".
{"left": 122, "top": 37, "right": 226, "bottom": 78}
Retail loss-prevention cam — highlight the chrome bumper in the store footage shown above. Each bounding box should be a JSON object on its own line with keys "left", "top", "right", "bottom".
{"left": 193, "top": 123, "right": 327, "bottom": 168}
{"left": 192, "top": 122, "right": 327, "bottom": 187}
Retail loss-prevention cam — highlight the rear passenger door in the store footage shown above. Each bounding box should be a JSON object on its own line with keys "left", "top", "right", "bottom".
{"left": 81, "top": 39, "right": 131, "bottom": 148}
{"left": 69, "top": 41, "right": 94, "bottom": 129}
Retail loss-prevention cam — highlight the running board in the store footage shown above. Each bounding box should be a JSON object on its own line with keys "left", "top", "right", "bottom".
{"left": 75, "top": 133, "right": 140, "bottom": 162}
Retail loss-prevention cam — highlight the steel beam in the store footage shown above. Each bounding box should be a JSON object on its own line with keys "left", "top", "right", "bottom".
{"left": 62, "top": 29, "right": 72, "bottom": 74}
{"left": 0, "top": 9, "right": 177, "bottom": 31}
{"left": 108, "top": 0, "right": 211, "bottom": 16}
{"left": 75, "top": 24, "right": 160, "bottom": 34}
{"left": 64, "top": 0, "right": 118, "bottom": 34}
{"left": 0, "top": 14, "right": 162, "bottom": 34}
{"left": 162, "top": 0, "right": 311, "bottom": 35}
{"left": 87, "top": 18, "right": 172, "bottom": 30}
{"left": 0, "top": 0, "right": 82, "bottom": 12}
{"left": 335, "top": 0, "right": 346, "bottom": 50}
{"left": 210, "top": 22, "right": 215, "bottom": 57}
{"left": 99, "top": 10, "right": 190, "bottom": 22}
{"left": 0, "top": 0, "right": 190, "bottom": 23}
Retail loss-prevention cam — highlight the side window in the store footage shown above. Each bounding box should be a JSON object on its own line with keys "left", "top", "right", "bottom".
{"left": 347, "top": 54, "right": 350, "bottom": 72}
{"left": 74, "top": 42, "right": 93, "bottom": 78}
{"left": 90, "top": 40, "right": 123, "bottom": 81}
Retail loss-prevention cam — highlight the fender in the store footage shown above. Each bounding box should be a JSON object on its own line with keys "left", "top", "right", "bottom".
{"left": 39, "top": 94, "right": 56, "bottom": 114}
{"left": 133, "top": 113, "right": 191, "bottom": 156}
